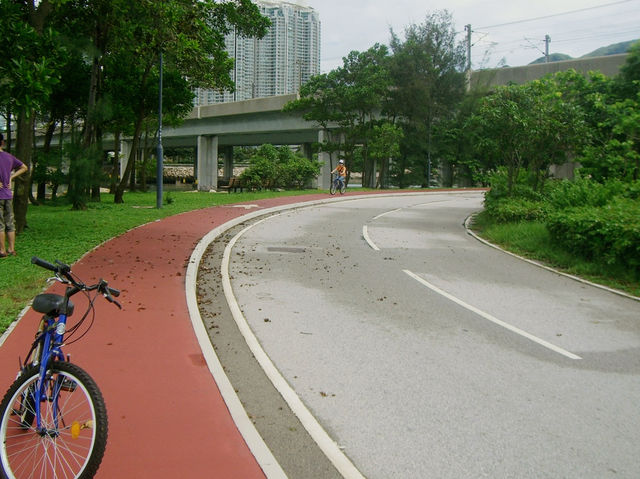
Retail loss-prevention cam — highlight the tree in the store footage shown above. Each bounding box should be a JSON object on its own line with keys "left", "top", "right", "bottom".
{"left": 339, "top": 45, "right": 393, "bottom": 187}
{"left": 368, "top": 121, "right": 403, "bottom": 188}
{"left": 470, "top": 85, "right": 530, "bottom": 194}
{"left": 34, "top": 47, "right": 90, "bottom": 203}
{"left": 0, "top": 0, "right": 64, "bottom": 232}
{"left": 284, "top": 70, "right": 347, "bottom": 172}
{"left": 285, "top": 44, "right": 392, "bottom": 187}
{"left": 615, "top": 39, "right": 640, "bottom": 101}
{"left": 469, "top": 72, "right": 590, "bottom": 194}
{"left": 388, "top": 10, "right": 467, "bottom": 188}
{"left": 111, "top": 0, "right": 269, "bottom": 203}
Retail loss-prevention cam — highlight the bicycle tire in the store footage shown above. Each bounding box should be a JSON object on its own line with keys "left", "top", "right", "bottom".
{"left": 329, "top": 181, "right": 337, "bottom": 195}
{"left": 0, "top": 361, "right": 108, "bottom": 479}
{"left": 339, "top": 182, "right": 346, "bottom": 194}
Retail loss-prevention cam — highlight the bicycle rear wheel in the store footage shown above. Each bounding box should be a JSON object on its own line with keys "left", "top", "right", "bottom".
{"left": 339, "top": 182, "right": 346, "bottom": 194}
{"left": 0, "top": 361, "right": 108, "bottom": 479}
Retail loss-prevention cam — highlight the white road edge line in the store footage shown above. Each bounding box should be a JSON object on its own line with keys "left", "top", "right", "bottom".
{"left": 362, "top": 225, "right": 379, "bottom": 251}
{"left": 372, "top": 207, "right": 402, "bottom": 221}
{"left": 364, "top": 200, "right": 465, "bottom": 252}
{"left": 224, "top": 219, "right": 366, "bottom": 479}
{"left": 187, "top": 226, "right": 288, "bottom": 478}
{"left": 403, "top": 270, "right": 582, "bottom": 360}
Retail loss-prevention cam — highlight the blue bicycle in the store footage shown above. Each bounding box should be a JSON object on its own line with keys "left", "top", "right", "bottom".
{"left": 0, "top": 257, "right": 121, "bottom": 479}
{"left": 330, "top": 174, "right": 346, "bottom": 195}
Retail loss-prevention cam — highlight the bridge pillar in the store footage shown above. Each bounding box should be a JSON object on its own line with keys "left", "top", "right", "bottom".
{"left": 221, "top": 146, "right": 233, "bottom": 180}
{"left": 317, "top": 130, "right": 332, "bottom": 190}
{"left": 301, "top": 142, "right": 318, "bottom": 188}
{"left": 302, "top": 143, "right": 313, "bottom": 160}
{"left": 197, "top": 135, "right": 218, "bottom": 191}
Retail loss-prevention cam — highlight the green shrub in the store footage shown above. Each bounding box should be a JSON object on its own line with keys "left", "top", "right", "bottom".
{"left": 240, "top": 157, "right": 278, "bottom": 189}
{"left": 544, "top": 177, "right": 625, "bottom": 210}
{"left": 485, "top": 168, "right": 541, "bottom": 200}
{"left": 622, "top": 180, "right": 640, "bottom": 200}
{"left": 279, "top": 155, "right": 322, "bottom": 189}
{"left": 485, "top": 197, "right": 549, "bottom": 223}
{"left": 546, "top": 197, "right": 640, "bottom": 271}
{"left": 239, "top": 144, "right": 321, "bottom": 190}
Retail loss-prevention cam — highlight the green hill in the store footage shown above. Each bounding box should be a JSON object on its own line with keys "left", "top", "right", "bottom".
{"left": 581, "top": 39, "right": 637, "bottom": 57}
{"left": 529, "top": 53, "right": 572, "bottom": 65}
{"left": 528, "top": 39, "right": 638, "bottom": 65}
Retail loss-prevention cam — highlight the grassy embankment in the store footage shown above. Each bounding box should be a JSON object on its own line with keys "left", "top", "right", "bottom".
{"left": 471, "top": 212, "right": 640, "bottom": 298}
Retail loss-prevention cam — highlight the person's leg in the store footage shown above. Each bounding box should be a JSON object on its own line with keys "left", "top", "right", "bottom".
{"left": 7, "top": 230, "right": 15, "bottom": 254}
{"left": 5, "top": 200, "right": 16, "bottom": 254}
{"left": 0, "top": 200, "right": 7, "bottom": 255}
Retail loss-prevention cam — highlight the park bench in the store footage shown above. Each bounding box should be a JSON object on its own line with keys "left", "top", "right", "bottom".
{"left": 219, "top": 177, "right": 245, "bottom": 193}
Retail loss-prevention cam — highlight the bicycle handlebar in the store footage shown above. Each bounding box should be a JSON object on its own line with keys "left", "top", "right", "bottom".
{"left": 31, "top": 256, "right": 59, "bottom": 272}
{"left": 32, "top": 256, "right": 121, "bottom": 309}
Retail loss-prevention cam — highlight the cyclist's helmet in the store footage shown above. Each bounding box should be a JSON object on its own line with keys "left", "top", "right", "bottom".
{"left": 339, "top": 160, "right": 344, "bottom": 164}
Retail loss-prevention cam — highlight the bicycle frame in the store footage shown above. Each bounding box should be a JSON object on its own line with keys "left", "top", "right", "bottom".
{"left": 32, "top": 314, "right": 67, "bottom": 433}
{"left": 25, "top": 283, "right": 79, "bottom": 434}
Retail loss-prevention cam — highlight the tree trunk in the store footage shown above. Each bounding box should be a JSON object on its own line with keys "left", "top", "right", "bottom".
{"left": 114, "top": 117, "right": 144, "bottom": 203}
{"left": 109, "top": 131, "right": 121, "bottom": 193}
{"left": 36, "top": 120, "right": 57, "bottom": 203}
{"left": 13, "top": 111, "right": 34, "bottom": 234}
{"left": 4, "top": 111, "right": 12, "bottom": 152}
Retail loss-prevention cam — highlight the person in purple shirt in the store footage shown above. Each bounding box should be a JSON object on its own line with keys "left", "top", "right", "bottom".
{"left": 0, "top": 133, "right": 28, "bottom": 257}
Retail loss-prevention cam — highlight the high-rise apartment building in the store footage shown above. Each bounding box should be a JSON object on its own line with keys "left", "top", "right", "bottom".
{"left": 194, "top": 1, "right": 321, "bottom": 105}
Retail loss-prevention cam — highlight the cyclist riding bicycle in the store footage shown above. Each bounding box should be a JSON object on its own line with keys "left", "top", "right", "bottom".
{"left": 331, "top": 159, "right": 347, "bottom": 185}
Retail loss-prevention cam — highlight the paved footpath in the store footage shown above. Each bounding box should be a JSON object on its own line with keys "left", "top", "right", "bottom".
{"left": 0, "top": 194, "right": 336, "bottom": 478}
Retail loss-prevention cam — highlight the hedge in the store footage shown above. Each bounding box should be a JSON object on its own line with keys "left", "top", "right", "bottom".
{"left": 546, "top": 198, "right": 640, "bottom": 271}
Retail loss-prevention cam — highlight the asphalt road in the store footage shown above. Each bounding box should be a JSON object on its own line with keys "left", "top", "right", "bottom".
{"left": 203, "top": 191, "right": 640, "bottom": 478}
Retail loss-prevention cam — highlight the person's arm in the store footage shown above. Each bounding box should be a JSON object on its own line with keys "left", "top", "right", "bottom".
{"left": 11, "top": 164, "right": 28, "bottom": 182}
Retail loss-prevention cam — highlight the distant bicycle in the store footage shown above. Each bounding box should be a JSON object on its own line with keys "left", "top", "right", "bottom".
{"left": 330, "top": 174, "right": 346, "bottom": 195}
{"left": 0, "top": 257, "right": 121, "bottom": 479}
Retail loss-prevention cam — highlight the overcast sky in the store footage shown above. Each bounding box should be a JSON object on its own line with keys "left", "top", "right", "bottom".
{"left": 301, "top": 0, "right": 640, "bottom": 72}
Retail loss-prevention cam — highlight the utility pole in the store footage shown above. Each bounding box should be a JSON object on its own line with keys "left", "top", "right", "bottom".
{"left": 545, "top": 35, "right": 551, "bottom": 63}
{"left": 465, "top": 24, "right": 472, "bottom": 71}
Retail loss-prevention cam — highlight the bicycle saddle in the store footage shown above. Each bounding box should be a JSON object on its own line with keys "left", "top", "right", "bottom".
{"left": 32, "top": 294, "right": 75, "bottom": 317}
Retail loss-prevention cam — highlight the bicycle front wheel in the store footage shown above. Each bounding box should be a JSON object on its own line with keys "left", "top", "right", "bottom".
{"left": 329, "top": 180, "right": 337, "bottom": 195}
{"left": 0, "top": 361, "right": 108, "bottom": 479}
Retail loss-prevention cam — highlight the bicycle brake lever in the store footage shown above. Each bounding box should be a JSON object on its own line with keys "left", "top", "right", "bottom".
{"left": 46, "top": 275, "right": 66, "bottom": 284}
{"left": 102, "top": 291, "right": 122, "bottom": 309}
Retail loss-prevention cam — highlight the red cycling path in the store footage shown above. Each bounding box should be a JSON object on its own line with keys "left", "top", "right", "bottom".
{"left": 0, "top": 193, "right": 345, "bottom": 478}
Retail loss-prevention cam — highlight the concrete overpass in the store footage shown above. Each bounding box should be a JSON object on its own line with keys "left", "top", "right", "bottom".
{"left": 146, "top": 93, "right": 332, "bottom": 190}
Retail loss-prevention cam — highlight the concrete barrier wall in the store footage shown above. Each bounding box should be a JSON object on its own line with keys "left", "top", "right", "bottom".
{"left": 470, "top": 53, "right": 628, "bottom": 89}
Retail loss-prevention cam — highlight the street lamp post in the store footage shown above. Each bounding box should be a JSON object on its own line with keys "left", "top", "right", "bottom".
{"left": 156, "top": 51, "right": 164, "bottom": 209}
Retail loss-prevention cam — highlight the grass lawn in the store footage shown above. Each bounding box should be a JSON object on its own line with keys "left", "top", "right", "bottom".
{"left": 471, "top": 213, "right": 640, "bottom": 299}
{"left": 0, "top": 189, "right": 320, "bottom": 332}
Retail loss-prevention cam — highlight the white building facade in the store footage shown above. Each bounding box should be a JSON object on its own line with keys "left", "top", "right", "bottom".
{"left": 194, "top": 1, "right": 321, "bottom": 105}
